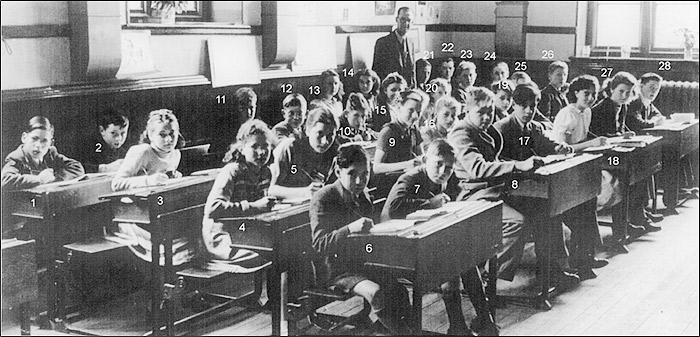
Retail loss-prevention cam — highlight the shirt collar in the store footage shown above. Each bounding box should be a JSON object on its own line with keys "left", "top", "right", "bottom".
{"left": 394, "top": 30, "right": 405, "bottom": 43}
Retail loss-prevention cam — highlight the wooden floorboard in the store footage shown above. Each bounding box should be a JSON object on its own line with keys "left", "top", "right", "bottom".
{"left": 2, "top": 200, "right": 698, "bottom": 336}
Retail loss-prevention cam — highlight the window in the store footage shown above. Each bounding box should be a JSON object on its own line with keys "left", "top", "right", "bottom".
{"left": 652, "top": 2, "right": 699, "bottom": 50}
{"left": 588, "top": 1, "right": 699, "bottom": 58}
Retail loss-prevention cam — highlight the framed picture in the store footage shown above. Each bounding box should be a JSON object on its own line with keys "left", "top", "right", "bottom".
{"left": 375, "top": 1, "right": 396, "bottom": 16}
{"left": 126, "top": 1, "right": 209, "bottom": 23}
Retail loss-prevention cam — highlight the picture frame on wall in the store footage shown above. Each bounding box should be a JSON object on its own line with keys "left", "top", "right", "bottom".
{"left": 375, "top": 1, "right": 396, "bottom": 16}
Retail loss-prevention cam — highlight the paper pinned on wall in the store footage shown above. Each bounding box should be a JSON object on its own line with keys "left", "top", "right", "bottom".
{"left": 208, "top": 36, "right": 261, "bottom": 88}
{"left": 292, "top": 26, "right": 336, "bottom": 72}
{"left": 116, "top": 30, "right": 159, "bottom": 79}
{"left": 349, "top": 34, "right": 377, "bottom": 71}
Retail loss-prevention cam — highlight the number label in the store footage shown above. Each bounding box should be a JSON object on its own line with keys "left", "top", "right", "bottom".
{"left": 424, "top": 50, "right": 434, "bottom": 59}
{"left": 658, "top": 61, "right": 671, "bottom": 71}
{"left": 460, "top": 49, "right": 473, "bottom": 59}
{"left": 541, "top": 50, "right": 554, "bottom": 59}
{"left": 343, "top": 68, "right": 355, "bottom": 77}
{"left": 600, "top": 67, "right": 614, "bottom": 78}
{"left": 497, "top": 81, "right": 510, "bottom": 90}
{"left": 239, "top": 223, "right": 246, "bottom": 231}
{"left": 95, "top": 143, "right": 102, "bottom": 153}
{"left": 425, "top": 83, "right": 438, "bottom": 93}
{"left": 441, "top": 42, "right": 454, "bottom": 53}
{"left": 515, "top": 61, "right": 527, "bottom": 71}
{"left": 365, "top": 243, "right": 373, "bottom": 253}
{"left": 414, "top": 184, "right": 421, "bottom": 194}
{"left": 157, "top": 196, "right": 164, "bottom": 206}
{"left": 376, "top": 106, "right": 387, "bottom": 115}
{"left": 30, "top": 198, "right": 36, "bottom": 207}
{"left": 484, "top": 51, "right": 496, "bottom": 61}
{"left": 608, "top": 156, "right": 619, "bottom": 166}
{"left": 291, "top": 164, "right": 298, "bottom": 174}
{"left": 511, "top": 180, "right": 519, "bottom": 189}
{"left": 389, "top": 138, "right": 396, "bottom": 147}
{"left": 309, "top": 85, "right": 320, "bottom": 95}
{"left": 280, "top": 83, "right": 292, "bottom": 93}
{"left": 216, "top": 95, "right": 226, "bottom": 104}
{"left": 519, "top": 136, "right": 530, "bottom": 145}
{"left": 428, "top": 119, "right": 436, "bottom": 127}
{"left": 342, "top": 127, "right": 354, "bottom": 136}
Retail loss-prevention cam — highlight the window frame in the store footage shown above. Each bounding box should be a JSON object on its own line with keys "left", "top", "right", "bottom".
{"left": 587, "top": 1, "right": 698, "bottom": 59}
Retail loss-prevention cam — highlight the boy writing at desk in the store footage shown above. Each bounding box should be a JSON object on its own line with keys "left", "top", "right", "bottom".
{"left": 269, "top": 106, "right": 339, "bottom": 200}
{"left": 381, "top": 139, "right": 499, "bottom": 335}
{"left": 447, "top": 87, "right": 580, "bottom": 292}
{"left": 494, "top": 84, "right": 607, "bottom": 280}
{"left": 2, "top": 116, "right": 84, "bottom": 190}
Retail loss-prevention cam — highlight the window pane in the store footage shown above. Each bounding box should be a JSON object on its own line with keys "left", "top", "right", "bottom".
{"left": 654, "top": 2, "right": 699, "bottom": 49}
{"left": 596, "top": 2, "right": 641, "bottom": 48}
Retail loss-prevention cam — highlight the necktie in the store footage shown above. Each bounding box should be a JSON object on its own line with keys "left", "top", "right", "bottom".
{"left": 402, "top": 39, "right": 410, "bottom": 68}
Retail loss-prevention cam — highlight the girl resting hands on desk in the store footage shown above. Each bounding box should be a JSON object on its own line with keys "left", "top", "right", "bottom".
{"left": 111, "top": 109, "right": 183, "bottom": 191}
{"left": 110, "top": 110, "right": 194, "bottom": 266}
{"left": 203, "top": 119, "right": 277, "bottom": 261}
{"left": 311, "top": 143, "right": 413, "bottom": 335}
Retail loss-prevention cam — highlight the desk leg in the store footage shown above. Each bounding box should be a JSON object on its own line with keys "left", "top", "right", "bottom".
{"left": 45, "top": 218, "right": 66, "bottom": 331}
{"left": 536, "top": 221, "right": 553, "bottom": 311}
{"left": 150, "top": 229, "right": 163, "bottom": 336}
{"left": 487, "top": 257, "right": 498, "bottom": 320}
{"left": 661, "top": 152, "right": 680, "bottom": 212}
{"left": 270, "top": 264, "right": 282, "bottom": 336}
{"left": 164, "top": 231, "right": 174, "bottom": 336}
{"left": 411, "top": 283, "right": 422, "bottom": 334}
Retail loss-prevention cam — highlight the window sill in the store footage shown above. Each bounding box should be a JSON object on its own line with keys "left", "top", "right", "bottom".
{"left": 123, "top": 23, "right": 261, "bottom": 35}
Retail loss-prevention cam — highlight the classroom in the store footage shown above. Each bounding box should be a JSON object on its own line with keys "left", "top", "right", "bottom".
{"left": 1, "top": 1, "right": 698, "bottom": 336}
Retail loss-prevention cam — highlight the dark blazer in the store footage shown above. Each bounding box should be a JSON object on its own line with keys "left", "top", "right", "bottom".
{"left": 381, "top": 167, "right": 460, "bottom": 222}
{"left": 625, "top": 97, "right": 663, "bottom": 132}
{"left": 591, "top": 97, "right": 627, "bottom": 137}
{"left": 77, "top": 133, "right": 128, "bottom": 173}
{"left": 493, "top": 114, "right": 560, "bottom": 161}
{"left": 310, "top": 180, "right": 375, "bottom": 286}
{"left": 2, "top": 145, "right": 84, "bottom": 190}
{"left": 372, "top": 31, "right": 416, "bottom": 88}
{"left": 538, "top": 84, "right": 569, "bottom": 121}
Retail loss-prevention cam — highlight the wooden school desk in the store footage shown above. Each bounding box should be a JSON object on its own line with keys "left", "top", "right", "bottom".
{"left": 644, "top": 120, "right": 699, "bottom": 211}
{"left": 596, "top": 136, "right": 663, "bottom": 241}
{"left": 219, "top": 201, "right": 311, "bottom": 336}
{"left": 344, "top": 200, "right": 503, "bottom": 334}
{"left": 505, "top": 153, "right": 604, "bottom": 310}
{"left": 99, "top": 174, "right": 217, "bottom": 336}
{"left": 2, "top": 174, "right": 113, "bottom": 328}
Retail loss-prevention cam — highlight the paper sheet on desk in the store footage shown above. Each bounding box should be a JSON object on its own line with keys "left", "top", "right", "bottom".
{"left": 607, "top": 135, "right": 659, "bottom": 147}
{"left": 270, "top": 197, "right": 309, "bottom": 211}
{"left": 370, "top": 219, "right": 419, "bottom": 233}
{"left": 405, "top": 201, "right": 474, "bottom": 221}
{"left": 37, "top": 172, "right": 114, "bottom": 189}
{"left": 583, "top": 145, "right": 614, "bottom": 152}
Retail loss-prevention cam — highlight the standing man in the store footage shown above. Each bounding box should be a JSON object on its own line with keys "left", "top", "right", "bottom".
{"left": 373, "top": 7, "right": 416, "bottom": 88}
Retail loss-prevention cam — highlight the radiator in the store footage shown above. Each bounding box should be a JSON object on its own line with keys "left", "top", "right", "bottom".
{"left": 655, "top": 81, "right": 700, "bottom": 116}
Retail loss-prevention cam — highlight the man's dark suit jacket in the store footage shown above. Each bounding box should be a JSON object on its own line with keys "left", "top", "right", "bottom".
{"left": 372, "top": 31, "right": 416, "bottom": 87}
